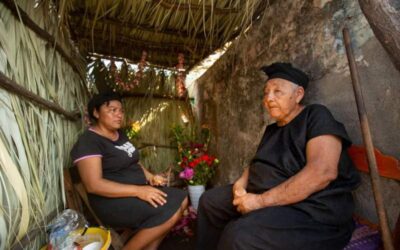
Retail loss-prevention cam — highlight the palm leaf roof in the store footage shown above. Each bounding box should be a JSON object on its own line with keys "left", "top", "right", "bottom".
{"left": 62, "top": 0, "right": 269, "bottom": 68}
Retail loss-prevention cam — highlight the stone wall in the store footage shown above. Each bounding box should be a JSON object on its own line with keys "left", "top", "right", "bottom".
{"left": 196, "top": 0, "right": 400, "bottom": 229}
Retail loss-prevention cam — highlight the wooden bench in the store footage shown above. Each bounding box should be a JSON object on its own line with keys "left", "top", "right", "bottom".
{"left": 63, "top": 168, "right": 134, "bottom": 250}
{"left": 347, "top": 145, "right": 400, "bottom": 249}
{"left": 348, "top": 145, "right": 400, "bottom": 181}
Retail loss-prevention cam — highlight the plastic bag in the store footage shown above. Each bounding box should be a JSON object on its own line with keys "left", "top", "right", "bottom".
{"left": 47, "top": 209, "right": 88, "bottom": 250}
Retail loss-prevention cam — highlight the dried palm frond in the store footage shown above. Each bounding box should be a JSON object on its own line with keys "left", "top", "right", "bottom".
{"left": 57, "top": 0, "right": 266, "bottom": 68}
{"left": 0, "top": 0, "right": 87, "bottom": 249}
{"left": 123, "top": 96, "right": 194, "bottom": 174}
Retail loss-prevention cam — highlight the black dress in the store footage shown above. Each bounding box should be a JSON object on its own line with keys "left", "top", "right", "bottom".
{"left": 71, "top": 129, "right": 186, "bottom": 230}
{"left": 196, "top": 104, "right": 361, "bottom": 250}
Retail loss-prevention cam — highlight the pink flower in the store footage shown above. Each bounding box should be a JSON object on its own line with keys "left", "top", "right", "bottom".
{"left": 179, "top": 167, "right": 194, "bottom": 180}
{"left": 170, "top": 206, "right": 197, "bottom": 237}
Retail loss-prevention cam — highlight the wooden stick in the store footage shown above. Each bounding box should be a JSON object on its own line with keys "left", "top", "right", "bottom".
{"left": 69, "top": 11, "right": 205, "bottom": 39}
{"left": 152, "top": 0, "right": 239, "bottom": 13}
{"left": 138, "top": 142, "right": 177, "bottom": 150}
{"left": 0, "top": 71, "right": 80, "bottom": 121}
{"left": 343, "top": 26, "right": 394, "bottom": 250}
{"left": 87, "top": 53, "right": 176, "bottom": 71}
{"left": 122, "top": 92, "right": 193, "bottom": 102}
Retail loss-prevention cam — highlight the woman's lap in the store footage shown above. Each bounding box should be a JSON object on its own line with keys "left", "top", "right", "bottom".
{"left": 90, "top": 187, "right": 187, "bottom": 230}
{"left": 200, "top": 185, "right": 354, "bottom": 250}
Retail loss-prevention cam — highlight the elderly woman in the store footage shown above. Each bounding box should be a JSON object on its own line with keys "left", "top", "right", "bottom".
{"left": 196, "top": 63, "right": 360, "bottom": 250}
{"left": 71, "top": 93, "right": 188, "bottom": 250}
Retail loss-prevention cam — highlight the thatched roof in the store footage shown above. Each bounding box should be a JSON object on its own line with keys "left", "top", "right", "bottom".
{"left": 63, "top": 0, "right": 268, "bottom": 69}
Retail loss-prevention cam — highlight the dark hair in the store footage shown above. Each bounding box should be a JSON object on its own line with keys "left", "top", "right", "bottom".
{"left": 87, "top": 92, "right": 122, "bottom": 122}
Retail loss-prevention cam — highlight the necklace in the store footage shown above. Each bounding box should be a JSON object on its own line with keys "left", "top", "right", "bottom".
{"left": 91, "top": 126, "right": 118, "bottom": 141}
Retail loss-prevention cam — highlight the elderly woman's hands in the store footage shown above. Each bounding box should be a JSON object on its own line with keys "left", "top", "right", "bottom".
{"left": 136, "top": 186, "right": 168, "bottom": 208}
{"left": 232, "top": 189, "right": 264, "bottom": 214}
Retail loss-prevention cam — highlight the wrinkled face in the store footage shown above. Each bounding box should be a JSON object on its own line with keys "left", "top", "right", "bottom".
{"left": 263, "top": 78, "right": 304, "bottom": 123}
{"left": 93, "top": 100, "right": 124, "bottom": 130}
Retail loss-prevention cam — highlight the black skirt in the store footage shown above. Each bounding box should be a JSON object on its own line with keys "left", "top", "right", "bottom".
{"left": 89, "top": 187, "right": 187, "bottom": 231}
{"left": 197, "top": 185, "right": 354, "bottom": 250}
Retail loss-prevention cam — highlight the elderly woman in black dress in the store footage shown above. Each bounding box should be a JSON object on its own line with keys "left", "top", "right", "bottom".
{"left": 196, "top": 63, "right": 360, "bottom": 250}
{"left": 71, "top": 93, "right": 188, "bottom": 250}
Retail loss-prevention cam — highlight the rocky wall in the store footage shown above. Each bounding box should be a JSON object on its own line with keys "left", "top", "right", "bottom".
{"left": 196, "top": 0, "right": 400, "bottom": 229}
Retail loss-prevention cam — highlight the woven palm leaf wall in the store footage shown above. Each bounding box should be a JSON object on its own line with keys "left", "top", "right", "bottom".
{"left": 87, "top": 60, "right": 195, "bottom": 177}
{"left": 123, "top": 92, "right": 194, "bottom": 177}
{"left": 0, "top": 1, "right": 87, "bottom": 249}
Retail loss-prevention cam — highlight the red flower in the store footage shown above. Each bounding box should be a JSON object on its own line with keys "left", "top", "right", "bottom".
{"left": 200, "top": 155, "right": 207, "bottom": 161}
{"left": 189, "top": 161, "right": 195, "bottom": 168}
{"left": 207, "top": 156, "right": 215, "bottom": 166}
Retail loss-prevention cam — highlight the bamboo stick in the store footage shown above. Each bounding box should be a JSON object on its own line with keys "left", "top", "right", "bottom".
{"left": 0, "top": 71, "right": 80, "bottom": 121}
{"left": 69, "top": 11, "right": 197, "bottom": 37}
{"left": 342, "top": 26, "right": 394, "bottom": 250}
{"left": 152, "top": 0, "right": 239, "bottom": 13}
{"left": 122, "top": 92, "right": 193, "bottom": 102}
{"left": 87, "top": 53, "right": 177, "bottom": 71}
{"left": 138, "top": 142, "right": 177, "bottom": 149}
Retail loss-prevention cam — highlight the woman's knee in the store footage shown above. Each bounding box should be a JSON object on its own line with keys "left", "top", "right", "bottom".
{"left": 198, "top": 190, "right": 213, "bottom": 211}
{"left": 199, "top": 186, "right": 231, "bottom": 212}
{"left": 163, "top": 208, "right": 183, "bottom": 229}
{"left": 181, "top": 196, "right": 189, "bottom": 210}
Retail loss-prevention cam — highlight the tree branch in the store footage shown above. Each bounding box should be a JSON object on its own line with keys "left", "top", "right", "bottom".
{"left": 358, "top": 0, "right": 400, "bottom": 72}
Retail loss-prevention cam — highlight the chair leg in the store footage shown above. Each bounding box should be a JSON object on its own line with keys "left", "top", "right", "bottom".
{"left": 119, "top": 229, "right": 135, "bottom": 245}
{"left": 110, "top": 228, "right": 125, "bottom": 250}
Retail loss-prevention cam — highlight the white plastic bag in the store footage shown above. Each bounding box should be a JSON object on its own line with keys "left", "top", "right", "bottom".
{"left": 47, "top": 209, "right": 88, "bottom": 250}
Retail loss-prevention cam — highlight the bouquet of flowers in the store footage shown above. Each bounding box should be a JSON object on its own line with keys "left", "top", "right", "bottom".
{"left": 178, "top": 143, "right": 219, "bottom": 185}
{"left": 172, "top": 125, "right": 219, "bottom": 186}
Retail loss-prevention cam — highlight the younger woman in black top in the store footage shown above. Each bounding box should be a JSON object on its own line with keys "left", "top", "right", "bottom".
{"left": 71, "top": 93, "right": 188, "bottom": 250}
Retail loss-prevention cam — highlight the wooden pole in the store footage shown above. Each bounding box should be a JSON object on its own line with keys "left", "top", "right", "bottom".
{"left": 121, "top": 92, "right": 192, "bottom": 102}
{"left": 342, "top": 27, "right": 394, "bottom": 250}
{"left": 0, "top": 71, "right": 80, "bottom": 121}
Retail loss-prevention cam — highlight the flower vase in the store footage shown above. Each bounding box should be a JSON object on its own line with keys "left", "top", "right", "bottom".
{"left": 188, "top": 185, "right": 205, "bottom": 210}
